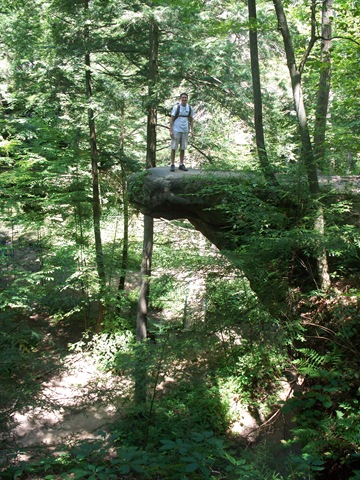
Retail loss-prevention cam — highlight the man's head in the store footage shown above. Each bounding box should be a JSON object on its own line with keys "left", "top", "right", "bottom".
{"left": 180, "top": 93, "right": 188, "bottom": 105}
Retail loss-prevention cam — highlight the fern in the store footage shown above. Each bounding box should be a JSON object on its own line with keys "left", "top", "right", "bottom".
{"left": 291, "top": 427, "right": 318, "bottom": 445}
{"left": 294, "top": 348, "right": 325, "bottom": 376}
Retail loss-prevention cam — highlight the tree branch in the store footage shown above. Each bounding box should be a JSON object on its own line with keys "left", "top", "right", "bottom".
{"left": 299, "top": 0, "right": 319, "bottom": 75}
{"left": 328, "top": 35, "right": 360, "bottom": 47}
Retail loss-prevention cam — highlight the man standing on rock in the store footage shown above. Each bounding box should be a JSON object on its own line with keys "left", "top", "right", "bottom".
{"left": 169, "top": 92, "right": 194, "bottom": 172}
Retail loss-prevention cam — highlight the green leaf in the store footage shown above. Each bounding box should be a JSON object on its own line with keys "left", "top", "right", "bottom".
{"left": 118, "top": 465, "right": 130, "bottom": 474}
{"left": 69, "top": 469, "right": 89, "bottom": 479}
{"left": 185, "top": 462, "right": 199, "bottom": 472}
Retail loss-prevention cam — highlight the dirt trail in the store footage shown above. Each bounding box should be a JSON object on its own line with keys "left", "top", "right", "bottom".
{"left": 2, "top": 344, "right": 130, "bottom": 465}
{"left": 7, "top": 342, "right": 292, "bottom": 456}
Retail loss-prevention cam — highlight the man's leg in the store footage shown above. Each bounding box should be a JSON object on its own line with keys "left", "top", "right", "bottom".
{"left": 170, "top": 133, "right": 180, "bottom": 171}
{"left": 179, "top": 149, "right": 188, "bottom": 171}
{"left": 178, "top": 133, "right": 188, "bottom": 171}
{"left": 179, "top": 149, "right": 185, "bottom": 164}
{"left": 170, "top": 149, "right": 176, "bottom": 171}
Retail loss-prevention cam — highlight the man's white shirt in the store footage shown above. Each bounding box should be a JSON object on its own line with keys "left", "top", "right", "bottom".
{"left": 172, "top": 104, "right": 193, "bottom": 133}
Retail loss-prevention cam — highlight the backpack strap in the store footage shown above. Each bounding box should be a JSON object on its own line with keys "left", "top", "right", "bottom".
{"left": 174, "top": 103, "right": 180, "bottom": 120}
{"left": 174, "top": 104, "right": 192, "bottom": 120}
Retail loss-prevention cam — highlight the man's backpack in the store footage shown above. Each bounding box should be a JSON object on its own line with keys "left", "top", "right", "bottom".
{"left": 173, "top": 103, "right": 192, "bottom": 120}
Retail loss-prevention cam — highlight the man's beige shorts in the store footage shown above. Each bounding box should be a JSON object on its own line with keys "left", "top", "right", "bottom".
{"left": 171, "top": 132, "right": 189, "bottom": 151}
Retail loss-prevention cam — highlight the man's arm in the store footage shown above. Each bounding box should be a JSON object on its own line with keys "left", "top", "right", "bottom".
{"left": 170, "top": 116, "right": 175, "bottom": 137}
{"left": 189, "top": 116, "right": 194, "bottom": 136}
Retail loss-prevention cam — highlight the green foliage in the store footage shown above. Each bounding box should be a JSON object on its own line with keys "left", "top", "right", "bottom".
{"left": 1, "top": 431, "right": 282, "bottom": 480}
{"left": 71, "top": 330, "right": 135, "bottom": 373}
{"left": 225, "top": 344, "right": 283, "bottom": 405}
{"left": 0, "top": 310, "right": 46, "bottom": 431}
{"left": 149, "top": 273, "right": 177, "bottom": 311}
{"left": 1, "top": 2, "right": 359, "bottom": 480}
{"left": 284, "top": 317, "right": 360, "bottom": 478}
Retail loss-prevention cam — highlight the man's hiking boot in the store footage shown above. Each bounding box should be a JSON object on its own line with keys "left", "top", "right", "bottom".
{"left": 170, "top": 164, "right": 175, "bottom": 172}
{"left": 179, "top": 164, "right": 188, "bottom": 171}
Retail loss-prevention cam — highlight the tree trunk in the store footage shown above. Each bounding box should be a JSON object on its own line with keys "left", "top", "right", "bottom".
{"left": 136, "top": 215, "right": 154, "bottom": 341}
{"left": 248, "top": 0, "right": 278, "bottom": 186}
{"left": 117, "top": 110, "right": 129, "bottom": 294}
{"left": 272, "top": 0, "right": 330, "bottom": 290}
{"left": 272, "top": 0, "right": 319, "bottom": 196}
{"left": 146, "top": 22, "right": 158, "bottom": 169}
{"left": 313, "top": 0, "right": 333, "bottom": 290}
{"left": 315, "top": 204, "right": 331, "bottom": 290}
{"left": 313, "top": 0, "right": 333, "bottom": 172}
{"left": 136, "top": 20, "right": 159, "bottom": 341}
{"left": 84, "top": 1, "right": 106, "bottom": 328}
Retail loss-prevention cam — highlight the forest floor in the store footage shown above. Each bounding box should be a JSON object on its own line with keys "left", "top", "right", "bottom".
{"left": 0, "top": 229, "right": 295, "bottom": 472}
{"left": 1, "top": 313, "right": 128, "bottom": 465}
{"left": 1, "top": 311, "right": 294, "bottom": 469}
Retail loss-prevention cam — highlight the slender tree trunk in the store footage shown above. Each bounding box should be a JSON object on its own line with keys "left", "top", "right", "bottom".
{"left": 273, "top": 0, "right": 330, "bottom": 290}
{"left": 85, "top": 53, "right": 105, "bottom": 285}
{"left": 84, "top": 0, "right": 106, "bottom": 327}
{"left": 315, "top": 205, "right": 331, "bottom": 289}
{"left": 135, "top": 214, "right": 153, "bottom": 407}
{"left": 118, "top": 166, "right": 129, "bottom": 293}
{"left": 313, "top": 0, "right": 333, "bottom": 289}
{"left": 136, "top": 216, "right": 154, "bottom": 341}
{"left": 248, "top": 0, "right": 278, "bottom": 186}
{"left": 272, "top": 0, "right": 319, "bottom": 196}
{"left": 314, "top": 0, "right": 333, "bottom": 171}
{"left": 117, "top": 110, "right": 129, "bottom": 294}
{"left": 145, "top": 22, "right": 158, "bottom": 169}
{"left": 136, "top": 20, "right": 159, "bottom": 342}
{"left": 134, "top": 20, "right": 159, "bottom": 410}
{"left": 74, "top": 159, "right": 90, "bottom": 328}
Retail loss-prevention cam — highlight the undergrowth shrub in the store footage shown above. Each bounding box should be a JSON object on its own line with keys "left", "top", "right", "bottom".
{"left": 0, "top": 310, "right": 43, "bottom": 429}
{"left": 1, "top": 432, "right": 285, "bottom": 479}
{"left": 283, "top": 294, "right": 360, "bottom": 480}
{"left": 70, "top": 330, "right": 135, "bottom": 372}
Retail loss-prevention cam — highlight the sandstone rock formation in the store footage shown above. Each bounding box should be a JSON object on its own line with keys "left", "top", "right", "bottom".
{"left": 128, "top": 167, "right": 359, "bottom": 251}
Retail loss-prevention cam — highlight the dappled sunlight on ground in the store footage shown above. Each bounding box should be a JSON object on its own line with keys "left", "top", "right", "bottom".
{"left": 10, "top": 353, "right": 128, "bottom": 449}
